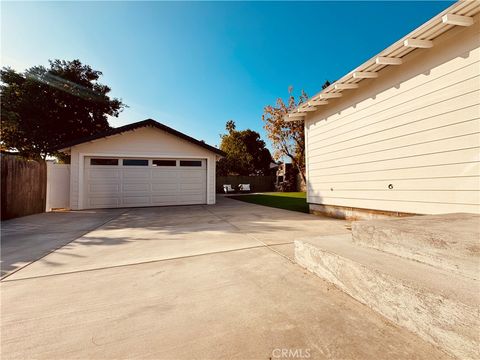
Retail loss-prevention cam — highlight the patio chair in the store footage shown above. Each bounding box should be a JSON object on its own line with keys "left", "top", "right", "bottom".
{"left": 223, "top": 184, "right": 235, "bottom": 194}
{"left": 239, "top": 184, "right": 251, "bottom": 192}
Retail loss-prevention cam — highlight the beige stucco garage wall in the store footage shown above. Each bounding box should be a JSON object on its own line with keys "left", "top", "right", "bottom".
{"left": 69, "top": 126, "right": 218, "bottom": 209}
{"left": 305, "top": 15, "right": 480, "bottom": 215}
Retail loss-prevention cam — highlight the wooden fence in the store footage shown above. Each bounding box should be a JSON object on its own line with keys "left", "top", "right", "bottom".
{"left": 216, "top": 175, "right": 275, "bottom": 193}
{"left": 1, "top": 155, "right": 47, "bottom": 220}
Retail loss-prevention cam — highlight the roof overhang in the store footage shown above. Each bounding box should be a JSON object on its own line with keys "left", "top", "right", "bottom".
{"left": 286, "top": 0, "right": 480, "bottom": 121}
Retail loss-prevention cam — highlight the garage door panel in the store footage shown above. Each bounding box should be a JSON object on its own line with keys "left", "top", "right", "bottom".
{"left": 89, "top": 183, "right": 120, "bottom": 193}
{"left": 123, "top": 182, "right": 151, "bottom": 190}
{"left": 123, "top": 170, "right": 150, "bottom": 179}
{"left": 151, "top": 178, "right": 179, "bottom": 185}
{"left": 179, "top": 168, "right": 205, "bottom": 172}
{"left": 151, "top": 170, "right": 178, "bottom": 179}
{"left": 123, "top": 183, "right": 150, "bottom": 192}
{"left": 123, "top": 196, "right": 151, "bottom": 206}
{"left": 179, "top": 180, "right": 204, "bottom": 187}
{"left": 179, "top": 175, "right": 204, "bottom": 182}
{"left": 151, "top": 183, "right": 178, "bottom": 192}
{"left": 180, "top": 183, "right": 205, "bottom": 191}
{"left": 176, "top": 195, "right": 205, "bottom": 203}
{"left": 89, "top": 197, "right": 120, "bottom": 207}
{"left": 151, "top": 195, "right": 182, "bottom": 203}
{"left": 178, "top": 189, "right": 206, "bottom": 196}
{"left": 85, "top": 157, "right": 207, "bottom": 208}
{"left": 88, "top": 169, "right": 120, "bottom": 179}
{"left": 179, "top": 168, "right": 205, "bottom": 174}
{"left": 151, "top": 192, "right": 179, "bottom": 198}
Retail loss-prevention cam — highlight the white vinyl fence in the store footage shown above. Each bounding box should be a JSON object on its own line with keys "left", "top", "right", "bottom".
{"left": 46, "top": 162, "right": 70, "bottom": 211}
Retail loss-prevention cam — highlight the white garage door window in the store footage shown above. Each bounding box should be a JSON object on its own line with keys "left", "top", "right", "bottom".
{"left": 84, "top": 157, "right": 207, "bottom": 208}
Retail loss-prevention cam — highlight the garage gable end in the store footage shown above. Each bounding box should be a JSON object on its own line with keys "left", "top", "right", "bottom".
{"left": 71, "top": 126, "right": 215, "bottom": 157}
{"left": 60, "top": 119, "right": 224, "bottom": 157}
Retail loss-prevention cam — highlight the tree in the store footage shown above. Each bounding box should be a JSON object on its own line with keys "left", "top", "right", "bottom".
{"left": 1, "top": 59, "right": 126, "bottom": 159}
{"left": 225, "top": 119, "right": 236, "bottom": 133}
{"left": 217, "top": 120, "right": 273, "bottom": 176}
{"left": 262, "top": 87, "right": 309, "bottom": 184}
{"left": 322, "top": 80, "right": 331, "bottom": 89}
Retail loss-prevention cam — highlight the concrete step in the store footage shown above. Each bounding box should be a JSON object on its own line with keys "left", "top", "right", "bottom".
{"left": 294, "top": 234, "right": 479, "bottom": 360}
{"left": 351, "top": 213, "right": 480, "bottom": 279}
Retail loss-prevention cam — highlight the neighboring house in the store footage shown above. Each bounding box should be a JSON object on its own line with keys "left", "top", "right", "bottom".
{"left": 56, "top": 119, "right": 224, "bottom": 210}
{"left": 287, "top": 1, "right": 480, "bottom": 219}
{"left": 275, "top": 162, "right": 297, "bottom": 192}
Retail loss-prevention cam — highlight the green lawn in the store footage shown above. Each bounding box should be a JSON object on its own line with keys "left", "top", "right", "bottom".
{"left": 228, "top": 192, "right": 308, "bottom": 213}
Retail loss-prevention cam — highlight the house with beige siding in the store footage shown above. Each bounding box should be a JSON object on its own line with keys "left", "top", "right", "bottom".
{"left": 288, "top": 1, "right": 480, "bottom": 219}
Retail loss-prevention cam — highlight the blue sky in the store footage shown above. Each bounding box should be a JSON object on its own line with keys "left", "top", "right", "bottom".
{"left": 1, "top": 1, "right": 453, "bottom": 148}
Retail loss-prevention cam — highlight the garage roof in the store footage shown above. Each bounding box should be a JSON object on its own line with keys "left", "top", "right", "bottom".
{"left": 57, "top": 119, "right": 226, "bottom": 156}
{"left": 287, "top": 0, "right": 480, "bottom": 121}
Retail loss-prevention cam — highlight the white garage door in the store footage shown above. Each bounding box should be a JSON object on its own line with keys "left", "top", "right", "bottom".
{"left": 84, "top": 157, "right": 207, "bottom": 208}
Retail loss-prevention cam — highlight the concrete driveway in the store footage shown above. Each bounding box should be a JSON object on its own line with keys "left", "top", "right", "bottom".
{"left": 1, "top": 197, "right": 450, "bottom": 359}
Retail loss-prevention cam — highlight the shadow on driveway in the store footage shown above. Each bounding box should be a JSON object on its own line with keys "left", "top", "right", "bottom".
{"left": 1, "top": 209, "right": 125, "bottom": 278}
{"left": 1, "top": 196, "right": 349, "bottom": 280}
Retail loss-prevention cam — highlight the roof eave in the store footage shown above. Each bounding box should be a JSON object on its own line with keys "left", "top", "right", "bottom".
{"left": 287, "top": 1, "right": 479, "bottom": 121}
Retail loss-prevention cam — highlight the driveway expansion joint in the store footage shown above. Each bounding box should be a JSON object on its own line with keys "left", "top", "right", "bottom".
{"left": 1, "top": 242, "right": 294, "bottom": 282}
{"left": 203, "top": 205, "right": 297, "bottom": 264}
{"left": 1, "top": 209, "right": 130, "bottom": 281}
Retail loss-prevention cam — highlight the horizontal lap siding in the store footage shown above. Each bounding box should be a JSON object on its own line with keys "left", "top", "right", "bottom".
{"left": 306, "top": 20, "right": 480, "bottom": 215}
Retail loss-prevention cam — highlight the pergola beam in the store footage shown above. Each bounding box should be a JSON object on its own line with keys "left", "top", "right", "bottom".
{"left": 353, "top": 71, "right": 378, "bottom": 79}
{"left": 335, "top": 83, "right": 359, "bottom": 90}
{"left": 442, "top": 14, "right": 474, "bottom": 27}
{"left": 404, "top": 38, "right": 433, "bottom": 48}
{"left": 376, "top": 56, "right": 403, "bottom": 65}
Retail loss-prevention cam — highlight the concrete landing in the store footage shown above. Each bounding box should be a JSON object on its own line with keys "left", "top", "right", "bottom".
{"left": 295, "top": 234, "right": 480, "bottom": 360}
{"left": 351, "top": 213, "right": 480, "bottom": 279}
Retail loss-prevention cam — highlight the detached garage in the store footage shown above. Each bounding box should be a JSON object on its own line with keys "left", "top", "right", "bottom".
{"left": 56, "top": 119, "right": 224, "bottom": 210}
